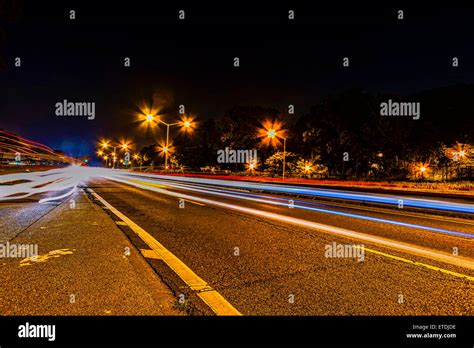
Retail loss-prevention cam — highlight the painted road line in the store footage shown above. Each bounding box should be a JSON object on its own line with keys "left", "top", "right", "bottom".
{"left": 363, "top": 247, "right": 474, "bottom": 282}
{"left": 183, "top": 199, "right": 206, "bottom": 206}
{"left": 140, "top": 249, "right": 162, "bottom": 259}
{"left": 117, "top": 175, "right": 473, "bottom": 238}
{"left": 116, "top": 221, "right": 127, "bottom": 226}
{"left": 139, "top": 175, "right": 474, "bottom": 227}
{"left": 88, "top": 188, "right": 241, "bottom": 316}
{"left": 112, "top": 177, "right": 474, "bottom": 277}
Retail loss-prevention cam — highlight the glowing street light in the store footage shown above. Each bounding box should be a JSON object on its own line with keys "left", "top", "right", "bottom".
{"left": 246, "top": 160, "right": 257, "bottom": 175}
{"left": 259, "top": 121, "right": 287, "bottom": 179}
{"left": 413, "top": 161, "right": 430, "bottom": 179}
{"left": 138, "top": 103, "right": 196, "bottom": 171}
{"left": 97, "top": 139, "right": 132, "bottom": 169}
{"left": 145, "top": 114, "right": 155, "bottom": 123}
{"left": 157, "top": 117, "right": 195, "bottom": 171}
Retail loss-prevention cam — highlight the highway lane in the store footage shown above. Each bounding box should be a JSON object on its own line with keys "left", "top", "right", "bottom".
{"left": 108, "top": 173, "right": 474, "bottom": 260}
{"left": 88, "top": 177, "right": 474, "bottom": 315}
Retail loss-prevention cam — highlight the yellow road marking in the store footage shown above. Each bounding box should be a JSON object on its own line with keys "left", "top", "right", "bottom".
{"left": 116, "top": 221, "right": 127, "bottom": 226}
{"left": 364, "top": 247, "right": 474, "bottom": 281}
{"left": 89, "top": 189, "right": 241, "bottom": 316}
{"left": 20, "top": 249, "right": 75, "bottom": 267}
{"left": 140, "top": 249, "right": 162, "bottom": 259}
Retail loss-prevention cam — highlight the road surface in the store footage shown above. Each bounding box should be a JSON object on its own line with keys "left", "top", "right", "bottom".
{"left": 87, "top": 172, "right": 474, "bottom": 315}
{"left": 1, "top": 167, "right": 473, "bottom": 315}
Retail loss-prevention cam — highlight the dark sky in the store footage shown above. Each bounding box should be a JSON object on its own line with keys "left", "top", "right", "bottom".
{"left": 1, "top": 2, "right": 474, "bottom": 157}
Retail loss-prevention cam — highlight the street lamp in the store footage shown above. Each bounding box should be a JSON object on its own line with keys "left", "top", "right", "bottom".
{"left": 156, "top": 117, "right": 194, "bottom": 171}
{"left": 145, "top": 114, "right": 155, "bottom": 123}
{"left": 246, "top": 160, "right": 257, "bottom": 175}
{"left": 414, "top": 161, "right": 430, "bottom": 179}
{"left": 97, "top": 139, "right": 132, "bottom": 169}
{"left": 138, "top": 103, "right": 196, "bottom": 172}
{"left": 266, "top": 127, "right": 287, "bottom": 179}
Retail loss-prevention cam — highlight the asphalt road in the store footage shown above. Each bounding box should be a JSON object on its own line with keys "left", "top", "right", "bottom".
{"left": 0, "top": 188, "right": 180, "bottom": 315}
{"left": 87, "top": 175, "right": 474, "bottom": 316}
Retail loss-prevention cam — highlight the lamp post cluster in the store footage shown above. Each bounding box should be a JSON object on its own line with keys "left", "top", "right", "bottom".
{"left": 97, "top": 107, "right": 195, "bottom": 171}
{"left": 97, "top": 140, "right": 131, "bottom": 169}
{"left": 142, "top": 112, "right": 194, "bottom": 171}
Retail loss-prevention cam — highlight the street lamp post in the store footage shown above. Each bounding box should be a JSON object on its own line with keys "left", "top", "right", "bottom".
{"left": 144, "top": 113, "right": 193, "bottom": 172}
{"left": 98, "top": 140, "right": 131, "bottom": 169}
{"left": 162, "top": 122, "right": 179, "bottom": 171}
{"left": 267, "top": 129, "right": 287, "bottom": 179}
{"left": 112, "top": 146, "right": 117, "bottom": 169}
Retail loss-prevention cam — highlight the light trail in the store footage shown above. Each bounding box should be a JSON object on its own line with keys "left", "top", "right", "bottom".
{"left": 111, "top": 173, "right": 474, "bottom": 239}
{"left": 126, "top": 173, "right": 474, "bottom": 214}
{"left": 98, "top": 174, "right": 474, "bottom": 274}
{"left": 0, "top": 130, "right": 81, "bottom": 164}
{"left": 1, "top": 168, "right": 472, "bottom": 240}
{"left": 0, "top": 166, "right": 108, "bottom": 202}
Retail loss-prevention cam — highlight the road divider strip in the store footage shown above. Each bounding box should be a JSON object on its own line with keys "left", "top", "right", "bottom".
{"left": 87, "top": 188, "right": 242, "bottom": 316}
{"left": 110, "top": 177, "right": 474, "bottom": 281}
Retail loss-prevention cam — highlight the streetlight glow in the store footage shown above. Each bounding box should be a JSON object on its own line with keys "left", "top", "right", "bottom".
{"left": 259, "top": 120, "right": 288, "bottom": 179}
{"left": 146, "top": 114, "right": 154, "bottom": 122}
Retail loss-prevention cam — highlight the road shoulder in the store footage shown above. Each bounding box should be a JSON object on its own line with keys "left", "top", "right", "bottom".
{"left": 0, "top": 190, "right": 182, "bottom": 315}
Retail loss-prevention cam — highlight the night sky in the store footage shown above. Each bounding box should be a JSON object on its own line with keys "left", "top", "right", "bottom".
{"left": 1, "top": 2, "right": 474, "bottom": 157}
